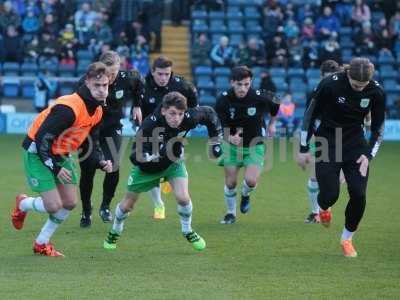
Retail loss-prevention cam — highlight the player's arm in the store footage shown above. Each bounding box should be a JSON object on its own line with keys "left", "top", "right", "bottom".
{"left": 130, "top": 115, "right": 160, "bottom": 165}
{"left": 261, "top": 90, "right": 280, "bottom": 137}
{"left": 34, "top": 104, "right": 75, "bottom": 176}
{"left": 85, "top": 122, "right": 112, "bottom": 172}
{"left": 367, "top": 88, "right": 386, "bottom": 160}
{"left": 128, "top": 70, "right": 144, "bottom": 125}
{"left": 299, "top": 80, "right": 327, "bottom": 153}
{"left": 190, "top": 106, "right": 223, "bottom": 158}
{"left": 181, "top": 79, "right": 198, "bottom": 108}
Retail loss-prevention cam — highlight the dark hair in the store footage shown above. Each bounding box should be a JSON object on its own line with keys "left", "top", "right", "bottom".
{"left": 320, "top": 60, "right": 340, "bottom": 76}
{"left": 162, "top": 92, "right": 187, "bottom": 111}
{"left": 230, "top": 65, "right": 253, "bottom": 81}
{"left": 86, "top": 62, "right": 108, "bottom": 79}
{"left": 347, "top": 57, "right": 374, "bottom": 82}
{"left": 152, "top": 56, "right": 173, "bottom": 70}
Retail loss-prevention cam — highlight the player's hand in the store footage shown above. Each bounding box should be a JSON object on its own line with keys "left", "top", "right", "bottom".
{"left": 267, "top": 122, "right": 276, "bottom": 138}
{"left": 99, "top": 160, "right": 113, "bottom": 173}
{"left": 296, "top": 152, "right": 312, "bottom": 170}
{"left": 356, "top": 154, "right": 369, "bottom": 177}
{"left": 229, "top": 129, "right": 242, "bottom": 146}
{"left": 57, "top": 167, "right": 72, "bottom": 183}
{"left": 132, "top": 106, "right": 142, "bottom": 125}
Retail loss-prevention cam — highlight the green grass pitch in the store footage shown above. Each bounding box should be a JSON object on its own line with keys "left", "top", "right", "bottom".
{"left": 0, "top": 134, "right": 399, "bottom": 299}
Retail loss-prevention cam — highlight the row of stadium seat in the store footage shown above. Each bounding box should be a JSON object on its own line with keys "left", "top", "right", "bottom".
{"left": 0, "top": 62, "right": 91, "bottom": 77}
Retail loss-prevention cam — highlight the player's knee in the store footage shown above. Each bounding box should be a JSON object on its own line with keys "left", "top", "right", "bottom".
{"left": 349, "top": 189, "right": 366, "bottom": 202}
{"left": 225, "top": 178, "right": 237, "bottom": 189}
{"left": 176, "top": 194, "right": 191, "bottom": 205}
{"left": 245, "top": 178, "right": 257, "bottom": 188}
{"left": 46, "top": 201, "right": 63, "bottom": 214}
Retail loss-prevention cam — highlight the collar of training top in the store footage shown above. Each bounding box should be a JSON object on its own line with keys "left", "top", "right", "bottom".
{"left": 77, "top": 85, "right": 103, "bottom": 112}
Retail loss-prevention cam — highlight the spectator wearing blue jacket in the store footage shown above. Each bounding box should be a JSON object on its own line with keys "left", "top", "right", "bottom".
{"left": 315, "top": 6, "right": 340, "bottom": 40}
{"left": 210, "top": 35, "right": 235, "bottom": 67}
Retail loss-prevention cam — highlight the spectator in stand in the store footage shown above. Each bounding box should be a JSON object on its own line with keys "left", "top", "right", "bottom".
{"left": 315, "top": 6, "right": 340, "bottom": 40}
{"left": 373, "top": 17, "right": 389, "bottom": 37}
{"left": 301, "top": 17, "right": 315, "bottom": 42}
{"left": 381, "top": 0, "right": 399, "bottom": 22}
{"left": 191, "top": 33, "right": 212, "bottom": 67}
{"left": 318, "top": 33, "right": 341, "bottom": 64}
{"left": 25, "top": 0, "right": 41, "bottom": 16}
{"left": 3, "top": 25, "right": 23, "bottom": 62}
{"left": 259, "top": 72, "right": 277, "bottom": 93}
{"left": 109, "top": 0, "right": 142, "bottom": 34}
{"left": 244, "top": 37, "right": 267, "bottom": 67}
{"left": 38, "top": 31, "right": 59, "bottom": 69}
{"left": 59, "top": 23, "right": 76, "bottom": 46}
{"left": 210, "top": 35, "right": 235, "bottom": 67}
{"left": 33, "top": 70, "right": 57, "bottom": 112}
{"left": 131, "top": 34, "right": 150, "bottom": 76}
{"left": 297, "top": 3, "right": 315, "bottom": 24}
{"left": 59, "top": 42, "right": 76, "bottom": 66}
{"left": 389, "top": 10, "right": 400, "bottom": 38}
{"left": 42, "top": 14, "right": 59, "bottom": 38}
{"left": 74, "top": 2, "right": 98, "bottom": 45}
{"left": 92, "top": 14, "right": 113, "bottom": 45}
{"left": 303, "top": 40, "right": 319, "bottom": 69}
{"left": 267, "top": 32, "right": 288, "bottom": 67}
{"left": 0, "top": 1, "right": 21, "bottom": 32}
{"left": 354, "top": 22, "right": 375, "bottom": 56}
{"left": 193, "top": 0, "right": 224, "bottom": 10}
{"left": 141, "top": 0, "right": 164, "bottom": 53}
{"left": 278, "top": 92, "right": 299, "bottom": 137}
{"left": 114, "top": 30, "right": 131, "bottom": 59}
{"left": 262, "top": 2, "right": 284, "bottom": 41}
{"left": 127, "top": 19, "right": 151, "bottom": 47}
{"left": 375, "top": 27, "right": 394, "bottom": 55}
{"left": 288, "top": 37, "right": 303, "bottom": 67}
{"left": 284, "top": 19, "right": 300, "bottom": 40}
{"left": 22, "top": 9, "right": 41, "bottom": 42}
{"left": 351, "top": 0, "right": 371, "bottom": 28}
{"left": 24, "top": 36, "right": 40, "bottom": 63}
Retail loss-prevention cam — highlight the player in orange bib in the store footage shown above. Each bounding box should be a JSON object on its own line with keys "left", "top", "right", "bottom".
{"left": 11, "top": 62, "right": 113, "bottom": 257}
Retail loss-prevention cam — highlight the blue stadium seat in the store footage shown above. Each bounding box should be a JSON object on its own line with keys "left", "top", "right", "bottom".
{"left": 3, "top": 78, "right": 20, "bottom": 97}
{"left": 59, "top": 81, "right": 75, "bottom": 95}
{"left": 252, "top": 67, "right": 267, "bottom": 77}
{"left": 380, "top": 68, "right": 397, "bottom": 80}
{"left": 383, "top": 79, "right": 400, "bottom": 93}
{"left": 197, "top": 77, "right": 214, "bottom": 90}
{"left": 192, "top": 20, "right": 209, "bottom": 34}
{"left": 269, "top": 67, "right": 286, "bottom": 78}
{"left": 215, "top": 76, "right": 230, "bottom": 90}
{"left": 292, "top": 92, "right": 307, "bottom": 106}
{"left": 39, "top": 61, "right": 59, "bottom": 76}
{"left": 306, "top": 68, "right": 320, "bottom": 79}
{"left": 226, "top": 9, "right": 243, "bottom": 21}
{"left": 191, "top": 10, "right": 208, "bottom": 20}
{"left": 76, "top": 63, "right": 88, "bottom": 77}
{"left": 227, "top": 20, "right": 244, "bottom": 34}
{"left": 194, "top": 66, "right": 213, "bottom": 76}
{"left": 289, "top": 79, "right": 308, "bottom": 93}
{"left": 214, "top": 67, "right": 231, "bottom": 77}
{"left": 21, "top": 80, "right": 35, "bottom": 98}
{"left": 226, "top": 0, "right": 241, "bottom": 5}
{"left": 76, "top": 50, "right": 94, "bottom": 62}
{"left": 20, "top": 62, "right": 38, "bottom": 76}
{"left": 294, "top": 106, "right": 306, "bottom": 119}
{"left": 386, "top": 93, "right": 398, "bottom": 107}
{"left": 244, "top": 7, "right": 260, "bottom": 20}
{"left": 229, "top": 34, "right": 244, "bottom": 46}
{"left": 339, "top": 36, "right": 353, "bottom": 49}
{"left": 2, "top": 62, "right": 20, "bottom": 76}
{"left": 378, "top": 52, "right": 395, "bottom": 65}
{"left": 211, "top": 33, "right": 224, "bottom": 44}
{"left": 209, "top": 11, "right": 225, "bottom": 20}
{"left": 340, "top": 26, "right": 352, "bottom": 36}
{"left": 59, "top": 64, "right": 76, "bottom": 77}
{"left": 245, "top": 20, "right": 262, "bottom": 34}
{"left": 287, "top": 68, "right": 305, "bottom": 79}
{"left": 308, "top": 78, "right": 320, "bottom": 89}
{"left": 273, "top": 77, "right": 288, "bottom": 92}
{"left": 196, "top": 75, "right": 212, "bottom": 84}
{"left": 199, "top": 95, "right": 216, "bottom": 106}
{"left": 209, "top": 20, "right": 227, "bottom": 34}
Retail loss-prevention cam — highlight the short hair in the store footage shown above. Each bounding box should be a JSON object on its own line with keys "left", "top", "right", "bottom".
{"left": 320, "top": 60, "right": 340, "bottom": 76}
{"left": 152, "top": 56, "right": 173, "bottom": 70}
{"left": 230, "top": 65, "right": 253, "bottom": 81}
{"left": 99, "top": 50, "right": 121, "bottom": 66}
{"left": 86, "top": 62, "right": 108, "bottom": 80}
{"left": 348, "top": 57, "right": 374, "bottom": 82}
{"left": 162, "top": 92, "right": 187, "bottom": 111}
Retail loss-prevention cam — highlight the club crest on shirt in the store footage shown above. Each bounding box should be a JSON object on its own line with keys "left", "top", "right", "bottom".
{"left": 116, "top": 90, "right": 124, "bottom": 99}
{"left": 360, "top": 98, "right": 370, "bottom": 108}
{"left": 247, "top": 107, "right": 256, "bottom": 116}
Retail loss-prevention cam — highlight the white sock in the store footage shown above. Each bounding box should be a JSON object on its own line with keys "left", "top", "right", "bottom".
{"left": 112, "top": 203, "right": 129, "bottom": 234}
{"left": 35, "top": 208, "right": 70, "bottom": 244}
{"left": 177, "top": 202, "right": 192, "bottom": 234}
{"left": 224, "top": 185, "right": 236, "bottom": 215}
{"left": 149, "top": 186, "right": 164, "bottom": 208}
{"left": 341, "top": 227, "right": 355, "bottom": 241}
{"left": 307, "top": 179, "right": 320, "bottom": 214}
{"left": 241, "top": 180, "right": 255, "bottom": 197}
{"left": 20, "top": 196, "right": 47, "bottom": 213}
